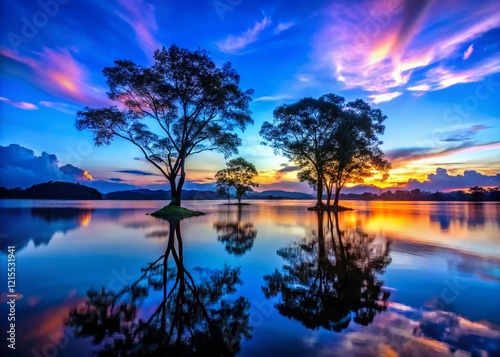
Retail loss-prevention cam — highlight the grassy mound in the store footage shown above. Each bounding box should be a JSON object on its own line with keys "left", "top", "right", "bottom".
{"left": 150, "top": 205, "right": 205, "bottom": 219}
{"left": 307, "top": 205, "right": 353, "bottom": 212}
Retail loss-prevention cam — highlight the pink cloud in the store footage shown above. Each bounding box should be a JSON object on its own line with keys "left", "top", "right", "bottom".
{"left": 216, "top": 17, "right": 271, "bottom": 54}
{"left": 0, "top": 47, "right": 109, "bottom": 106}
{"left": 116, "top": 0, "right": 161, "bottom": 57}
{"left": 0, "top": 96, "right": 38, "bottom": 110}
{"left": 313, "top": 0, "right": 500, "bottom": 102}
{"left": 463, "top": 44, "right": 474, "bottom": 60}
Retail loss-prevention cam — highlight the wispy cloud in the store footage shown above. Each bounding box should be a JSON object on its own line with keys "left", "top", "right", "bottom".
{"left": 274, "top": 21, "right": 295, "bottom": 34}
{"left": 368, "top": 92, "right": 403, "bottom": 103}
{"left": 387, "top": 141, "right": 500, "bottom": 168}
{"left": 116, "top": 0, "right": 161, "bottom": 57}
{"left": 0, "top": 97, "right": 38, "bottom": 110}
{"left": 253, "top": 94, "right": 293, "bottom": 102}
{"left": 313, "top": 0, "right": 500, "bottom": 102}
{"left": 463, "top": 44, "right": 474, "bottom": 60}
{"left": 0, "top": 47, "right": 108, "bottom": 106}
{"left": 116, "top": 169, "right": 159, "bottom": 176}
{"left": 39, "top": 101, "right": 80, "bottom": 114}
{"left": 216, "top": 17, "right": 271, "bottom": 54}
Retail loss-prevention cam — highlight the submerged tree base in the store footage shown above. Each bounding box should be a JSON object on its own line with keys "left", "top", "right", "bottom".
{"left": 150, "top": 205, "right": 205, "bottom": 219}
{"left": 222, "top": 202, "right": 251, "bottom": 206}
{"left": 307, "top": 205, "right": 353, "bottom": 212}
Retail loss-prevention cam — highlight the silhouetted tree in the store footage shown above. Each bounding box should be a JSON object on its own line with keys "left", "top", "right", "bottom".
{"left": 214, "top": 157, "right": 258, "bottom": 204}
{"left": 66, "top": 218, "right": 251, "bottom": 356}
{"left": 260, "top": 94, "right": 389, "bottom": 208}
{"left": 262, "top": 211, "right": 391, "bottom": 331}
{"left": 469, "top": 186, "right": 485, "bottom": 202}
{"left": 76, "top": 45, "right": 254, "bottom": 207}
{"left": 214, "top": 206, "right": 257, "bottom": 256}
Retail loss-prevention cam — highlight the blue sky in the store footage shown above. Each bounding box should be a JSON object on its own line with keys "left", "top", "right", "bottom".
{"left": 0, "top": 0, "right": 499, "bottom": 192}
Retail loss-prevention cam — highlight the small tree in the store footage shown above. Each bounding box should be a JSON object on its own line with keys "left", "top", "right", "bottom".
{"left": 469, "top": 186, "right": 485, "bottom": 201}
{"left": 215, "top": 157, "right": 258, "bottom": 204}
{"left": 76, "top": 45, "right": 254, "bottom": 207}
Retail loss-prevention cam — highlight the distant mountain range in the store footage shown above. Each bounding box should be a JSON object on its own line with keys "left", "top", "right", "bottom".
{"left": 0, "top": 182, "right": 314, "bottom": 200}
{"left": 104, "top": 188, "right": 314, "bottom": 200}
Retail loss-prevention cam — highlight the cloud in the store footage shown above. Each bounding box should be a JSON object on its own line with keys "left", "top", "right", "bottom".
{"left": 274, "top": 21, "right": 295, "bottom": 34}
{"left": 216, "top": 17, "right": 271, "bottom": 54}
{"left": 116, "top": 0, "right": 160, "bottom": 57}
{"left": 368, "top": 91, "right": 403, "bottom": 103}
{"left": 277, "top": 165, "right": 301, "bottom": 173}
{"left": 39, "top": 101, "right": 80, "bottom": 114}
{"left": 109, "top": 177, "right": 125, "bottom": 182}
{"left": 253, "top": 94, "right": 293, "bottom": 102}
{"left": 115, "top": 169, "right": 159, "bottom": 176}
{"left": 404, "top": 167, "right": 500, "bottom": 191}
{"left": 0, "top": 144, "right": 88, "bottom": 188}
{"left": 463, "top": 44, "right": 474, "bottom": 60}
{"left": 0, "top": 97, "right": 38, "bottom": 110}
{"left": 437, "top": 124, "right": 490, "bottom": 142}
{"left": 387, "top": 141, "right": 500, "bottom": 167}
{"left": 313, "top": 0, "right": 500, "bottom": 102}
{"left": 60, "top": 164, "right": 93, "bottom": 181}
{"left": 0, "top": 47, "right": 109, "bottom": 106}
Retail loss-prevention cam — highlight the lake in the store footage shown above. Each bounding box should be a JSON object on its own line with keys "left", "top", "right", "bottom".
{"left": 1, "top": 199, "right": 499, "bottom": 356}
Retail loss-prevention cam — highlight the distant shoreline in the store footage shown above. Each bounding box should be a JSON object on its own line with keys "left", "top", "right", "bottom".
{"left": 1, "top": 181, "right": 498, "bottom": 202}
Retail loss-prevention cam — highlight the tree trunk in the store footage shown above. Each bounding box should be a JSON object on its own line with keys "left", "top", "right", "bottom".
{"left": 170, "top": 159, "right": 186, "bottom": 207}
{"left": 333, "top": 186, "right": 341, "bottom": 207}
{"left": 168, "top": 175, "right": 180, "bottom": 206}
{"left": 326, "top": 185, "right": 332, "bottom": 207}
{"left": 316, "top": 169, "right": 324, "bottom": 207}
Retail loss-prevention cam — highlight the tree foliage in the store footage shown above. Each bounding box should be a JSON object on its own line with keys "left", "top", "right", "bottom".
{"left": 260, "top": 94, "right": 390, "bottom": 207}
{"left": 215, "top": 157, "right": 259, "bottom": 204}
{"left": 76, "top": 45, "right": 254, "bottom": 206}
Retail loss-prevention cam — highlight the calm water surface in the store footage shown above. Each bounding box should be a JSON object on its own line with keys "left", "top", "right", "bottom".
{"left": 1, "top": 200, "right": 499, "bottom": 356}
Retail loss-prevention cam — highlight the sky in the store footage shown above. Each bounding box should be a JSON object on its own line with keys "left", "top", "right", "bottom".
{"left": 0, "top": 0, "right": 499, "bottom": 193}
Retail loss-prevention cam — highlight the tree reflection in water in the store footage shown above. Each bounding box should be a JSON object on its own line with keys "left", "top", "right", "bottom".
{"left": 263, "top": 211, "right": 391, "bottom": 331}
{"left": 214, "top": 206, "right": 257, "bottom": 256}
{"left": 66, "top": 218, "right": 251, "bottom": 356}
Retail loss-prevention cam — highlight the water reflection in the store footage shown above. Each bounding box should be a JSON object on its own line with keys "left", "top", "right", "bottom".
{"left": 214, "top": 206, "right": 257, "bottom": 256}
{"left": 263, "top": 211, "right": 391, "bottom": 332}
{"left": 66, "top": 218, "right": 251, "bottom": 356}
{"left": 0, "top": 207, "right": 94, "bottom": 252}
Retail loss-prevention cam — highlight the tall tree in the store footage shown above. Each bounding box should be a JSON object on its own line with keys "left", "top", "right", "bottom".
{"left": 260, "top": 94, "right": 344, "bottom": 207}
{"left": 261, "top": 94, "right": 390, "bottom": 208}
{"left": 76, "top": 45, "right": 254, "bottom": 207}
{"left": 326, "top": 100, "right": 390, "bottom": 206}
{"left": 214, "top": 157, "right": 259, "bottom": 204}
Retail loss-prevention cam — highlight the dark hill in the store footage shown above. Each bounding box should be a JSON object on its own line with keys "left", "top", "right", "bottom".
{"left": 0, "top": 182, "right": 102, "bottom": 200}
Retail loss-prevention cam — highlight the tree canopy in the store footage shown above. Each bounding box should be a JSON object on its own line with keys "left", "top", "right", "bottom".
{"left": 76, "top": 45, "right": 254, "bottom": 206}
{"left": 214, "top": 157, "right": 259, "bottom": 204}
{"left": 260, "top": 94, "right": 390, "bottom": 208}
